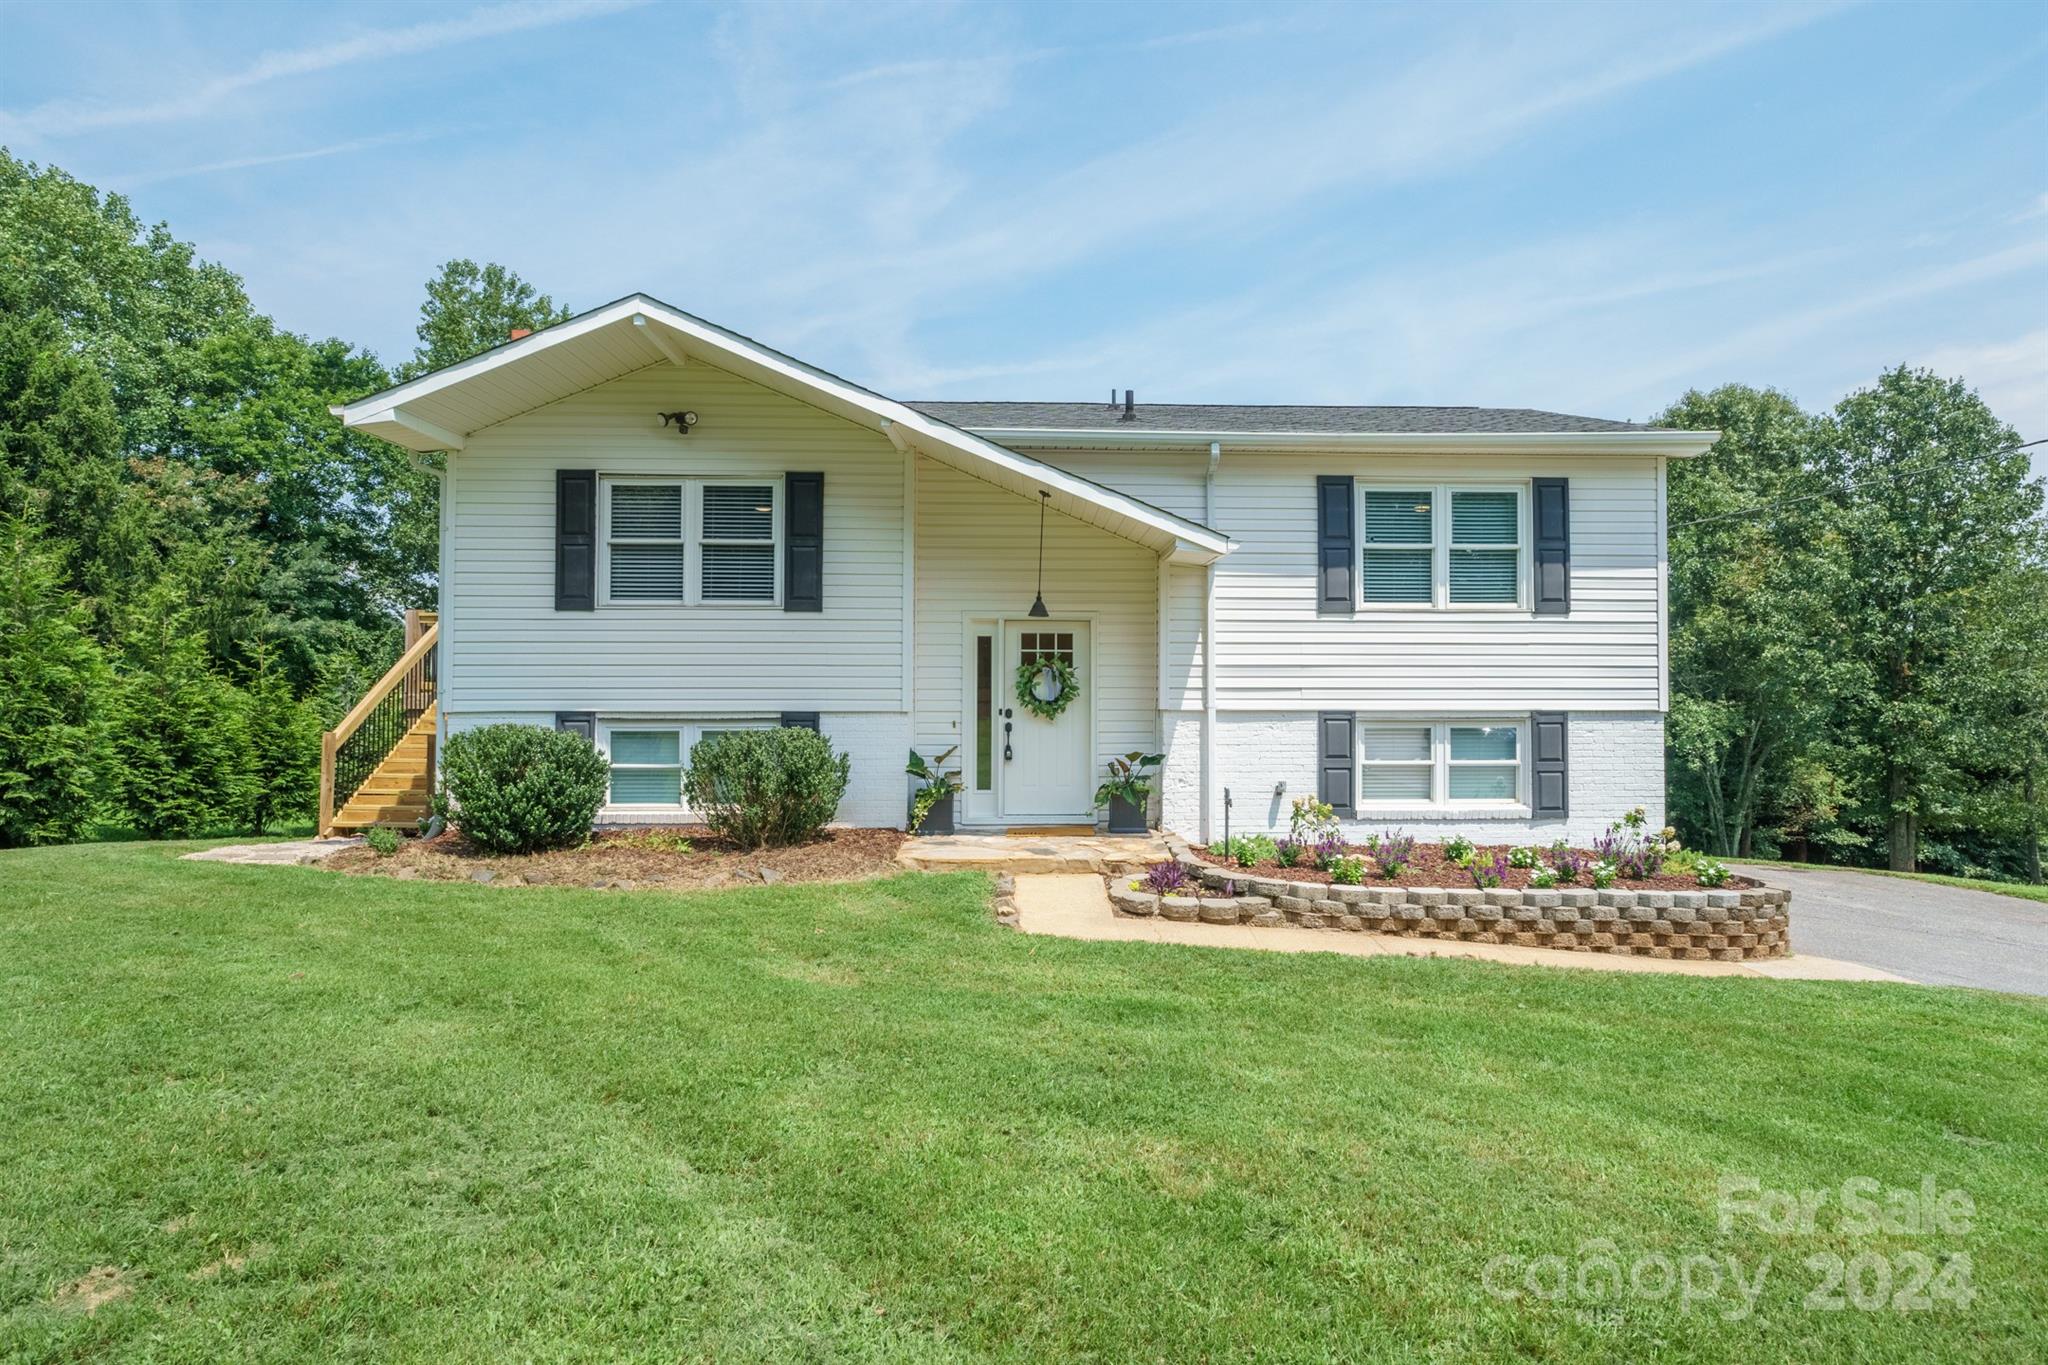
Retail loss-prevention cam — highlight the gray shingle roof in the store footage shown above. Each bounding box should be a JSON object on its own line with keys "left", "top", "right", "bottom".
{"left": 907, "top": 401, "right": 1647, "bottom": 435}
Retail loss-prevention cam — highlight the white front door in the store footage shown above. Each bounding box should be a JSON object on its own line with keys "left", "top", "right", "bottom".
{"left": 1000, "top": 622, "right": 1092, "bottom": 820}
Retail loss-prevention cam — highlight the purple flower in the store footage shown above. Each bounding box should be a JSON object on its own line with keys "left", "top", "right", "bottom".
{"left": 1553, "top": 849, "right": 1588, "bottom": 883}
{"left": 1469, "top": 852, "right": 1510, "bottom": 889}
{"left": 1143, "top": 861, "right": 1189, "bottom": 894}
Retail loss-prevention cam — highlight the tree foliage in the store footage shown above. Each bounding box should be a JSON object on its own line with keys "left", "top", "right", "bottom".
{"left": 0, "top": 148, "right": 567, "bottom": 842}
{"left": 1661, "top": 372, "right": 2047, "bottom": 877}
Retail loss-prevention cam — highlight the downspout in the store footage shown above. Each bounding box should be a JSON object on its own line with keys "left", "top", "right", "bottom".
{"left": 1202, "top": 440, "right": 1221, "bottom": 843}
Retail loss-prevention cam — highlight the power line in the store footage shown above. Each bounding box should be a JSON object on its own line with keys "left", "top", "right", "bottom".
{"left": 1668, "top": 438, "right": 2046, "bottom": 533}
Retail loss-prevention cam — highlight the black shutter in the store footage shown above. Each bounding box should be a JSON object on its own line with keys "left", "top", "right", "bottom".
{"left": 1530, "top": 712, "right": 1568, "bottom": 818}
{"left": 1316, "top": 475, "right": 1354, "bottom": 615}
{"left": 1317, "top": 711, "right": 1355, "bottom": 816}
{"left": 785, "top": 472, "right": 823, "bottom": 612}
{"left": 555, "top": 712, "right": 596, "bottom": 742}
{"left": 556, "top": 469, "right": 597, "bottom": 610}
{"left": 779, "top": 712, "right": 820, "bottom": 732}
{"left": 1532, "top": 477, "right": 1570, "bottom": 616}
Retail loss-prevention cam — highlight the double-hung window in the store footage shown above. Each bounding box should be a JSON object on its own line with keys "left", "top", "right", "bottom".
{"left": 1358, "top": 720, "right": 1526, "bottom": 807}
{"left": 602, "top": 478, "right": 780, "bottom": 605}
{"left": 1359, "top": 484, "right": 1525, "bottom": 608}
{"left": 602, "top": 720, "right": 773, "bottom": 808}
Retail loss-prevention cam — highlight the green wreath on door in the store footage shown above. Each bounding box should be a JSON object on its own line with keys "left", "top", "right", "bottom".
{"left": 1014, "top": 653, "right": 1080, "bottom": 722}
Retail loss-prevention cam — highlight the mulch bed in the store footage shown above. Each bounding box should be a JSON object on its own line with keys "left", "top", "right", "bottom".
{"left": 1190, "top": 842, "right": 1756, "bottom": 892}
{"left": 324, "top": 826, "right": 907, "bottom": 891}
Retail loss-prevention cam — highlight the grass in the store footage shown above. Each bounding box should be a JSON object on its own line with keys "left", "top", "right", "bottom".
{"left": 2, "top": 843, "right": 2045, "bottom": 1362}
{"left": 1738, "top": 858, "right": 2048, "bottom": 906}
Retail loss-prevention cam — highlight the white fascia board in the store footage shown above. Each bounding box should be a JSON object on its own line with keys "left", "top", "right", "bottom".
{"left": 967, "top": 427, "right": 1722, "bottom": 458}
{"left": 333, "top": 293, "right": 1234, "bottom": 559}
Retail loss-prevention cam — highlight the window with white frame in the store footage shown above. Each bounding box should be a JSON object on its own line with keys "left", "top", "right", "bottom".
{"left": 602, "top": 478, "right": 779, "bottom": 605}
{"left": 601, "top": 721, "right": 773, "bottom": 806}
{"left": 1359, "top": 484, "right": 1525, "bottom": 607}
{"left": 1359, "top": 720, "right": 1525, "bottom": 807}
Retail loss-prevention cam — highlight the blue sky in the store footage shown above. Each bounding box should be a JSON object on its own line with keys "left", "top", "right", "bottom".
{"left": 4, "top": 0, "right": 2045, "bottom": 471}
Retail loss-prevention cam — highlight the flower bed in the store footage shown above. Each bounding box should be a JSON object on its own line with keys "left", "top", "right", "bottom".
{"left": 1191, "top": 844, "right": 1754, "bottom": 892}
{"left": 1195, "top": 802, "right": 1749, "bottom": 893}
{"left": 325, "top": 826, "right": 906, "bottom": 890}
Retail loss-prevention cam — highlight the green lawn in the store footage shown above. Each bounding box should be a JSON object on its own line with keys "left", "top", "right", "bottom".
{"left": 3, "top": 844, "right": 2044, "bottom": 1362}
{"left": 1737, "top": 859, "right": 2048, "bottom": 906}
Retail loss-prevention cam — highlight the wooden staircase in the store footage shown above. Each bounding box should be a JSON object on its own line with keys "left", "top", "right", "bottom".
{"left": 320, "top": 611, "right": 439, "bottom": 837}
{"left": 332, "top": 704, "right": 437, "bottom": 830}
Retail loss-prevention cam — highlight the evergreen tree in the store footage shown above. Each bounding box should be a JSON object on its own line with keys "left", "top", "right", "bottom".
{"left": 106, "top": 589, "right": 253, "bottom": 838}
{"left": 0, "top": 518, "right": 108, "bottom": 846}
{"left": 244, "top": 641, "right": 323, "bottom": 832}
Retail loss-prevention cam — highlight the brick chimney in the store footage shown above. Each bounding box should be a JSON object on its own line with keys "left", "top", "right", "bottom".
{"left": 508, "top": 327, "right": 532, "bottom": 340}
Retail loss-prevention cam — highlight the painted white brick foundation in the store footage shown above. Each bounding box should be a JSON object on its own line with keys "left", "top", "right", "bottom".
{"left": 444, "top": 710, "right": 913, "bottom": 829}
{"left": 1160, "top": 711, "right": 1664, "bottom": 846}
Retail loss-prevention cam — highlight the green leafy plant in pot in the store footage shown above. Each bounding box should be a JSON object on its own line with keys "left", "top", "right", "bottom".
{"left": 906, "top": 747, "right": 962, "bottom": 834}
{"left": 1095, "top": 751, "right": 1164, "bottom": 834}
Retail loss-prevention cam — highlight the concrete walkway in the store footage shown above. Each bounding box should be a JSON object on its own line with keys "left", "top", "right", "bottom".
{"left": 899, "top": 832, "right": 1171, "bottom": 875}
{"left": 1012, "top": 874, "right": 1911, "bottom": 983}
{"left": 182, "top": 838, "right": 361, "bottom": 866}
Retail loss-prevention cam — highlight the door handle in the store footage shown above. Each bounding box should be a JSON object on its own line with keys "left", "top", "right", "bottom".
{"left": 1003, "top": 718, "right": 1013, "bottom": 762}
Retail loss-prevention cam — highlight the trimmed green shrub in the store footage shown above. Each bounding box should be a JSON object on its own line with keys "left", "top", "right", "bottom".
{"left": 685, "top": 727, "right": 849, "bottom": 849}
{"left": 364, "top": 826, "right": 400, "bottom": 856}
{"left": 439, "top": 723, "right": 607, "bottom": 854}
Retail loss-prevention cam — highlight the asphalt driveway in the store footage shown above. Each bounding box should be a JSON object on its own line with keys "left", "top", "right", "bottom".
{"left": 1732, "top": 863, "right": 2048, "bottom": 995}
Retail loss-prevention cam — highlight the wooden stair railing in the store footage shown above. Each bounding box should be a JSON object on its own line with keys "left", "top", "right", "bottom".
{"left": 320, "top": 613, "right": 439, "bottom": 836}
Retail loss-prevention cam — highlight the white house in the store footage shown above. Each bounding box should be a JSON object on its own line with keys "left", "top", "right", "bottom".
{"left": 329, "top": 294, "right": 1714, "bottom": 845}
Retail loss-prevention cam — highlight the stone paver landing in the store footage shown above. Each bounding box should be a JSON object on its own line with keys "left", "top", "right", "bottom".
{"left": 899, "top": 832, "right": 1171, "bottom": 876}
{"left": 182, "top": 838, "right": 362, "bottom": 866}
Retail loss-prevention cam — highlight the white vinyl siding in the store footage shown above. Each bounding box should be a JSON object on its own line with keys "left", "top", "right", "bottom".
{"left": 443, "top": 361, "right": 904, "bottom": 714}
{"left": 1199, "top": 453, "right": 1664, "bottom": 711}
{"left": 601, "top": 477, "right": 780, "bottom": 605}
{"left": 911, "top": 455, "right": 1159, "bottom": 793}
{"left": 1359, "top": 719, "right": 1525, "bottom": 808}
{"left": 1358, "top": 482, "right": 1525, "bottom": 609}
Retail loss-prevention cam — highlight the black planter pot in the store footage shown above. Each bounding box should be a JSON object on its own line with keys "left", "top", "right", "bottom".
{"left": 915, "top": 792, "right": 956, "bottom": 834}
{"left": 1106, "top": 794, "right": 1148, "bottom": 834}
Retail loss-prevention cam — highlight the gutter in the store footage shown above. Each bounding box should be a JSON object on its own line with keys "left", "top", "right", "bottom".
{"left": 965, "top": 428, "right": 1720, "bottom": 458}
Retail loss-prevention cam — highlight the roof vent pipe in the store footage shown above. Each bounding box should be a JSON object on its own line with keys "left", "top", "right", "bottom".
{"left": 1121, "top": 389, "right": 1135, "bottom": 422}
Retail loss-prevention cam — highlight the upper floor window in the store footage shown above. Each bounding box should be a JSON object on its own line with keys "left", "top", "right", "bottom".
{"left": 1359, "top": 484, "right": 1525, "bottom": 608}
{"left": 602, "top": 478, "right": 779, "bottom": 605}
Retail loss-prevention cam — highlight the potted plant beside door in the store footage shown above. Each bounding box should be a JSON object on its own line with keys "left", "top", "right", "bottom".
{"left": 907, "top": 747, "right": 962, "bottom": 834}
{"left": 1095, "top": 751, "right": 1164, "bottom": 834}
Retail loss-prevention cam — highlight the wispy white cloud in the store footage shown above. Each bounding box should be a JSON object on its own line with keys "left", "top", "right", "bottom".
{"left": 1915, "top": 329, "right": 2048, "bottom": 443}
{"left": 120, "top": 131, "right": 448, "bottom": 186}
{"left": 0, "top": 0, "right": 645, "bottom": 138}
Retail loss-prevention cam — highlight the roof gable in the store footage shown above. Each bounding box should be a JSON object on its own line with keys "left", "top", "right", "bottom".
{"left": 334, "top": 294, "right": 1234, "bottom": 564}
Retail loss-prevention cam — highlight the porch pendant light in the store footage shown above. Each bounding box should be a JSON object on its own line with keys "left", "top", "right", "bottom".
{"left": 1027, "top": 488, "right": 1051, "bottom": 618}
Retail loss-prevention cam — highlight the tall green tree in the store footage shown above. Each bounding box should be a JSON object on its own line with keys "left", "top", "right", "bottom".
{"left": 1822, "top": 367, "right": 2044, "bottom": 870}
{"left": 397, "top": 259, "right": 571, "bottom": 380}
{"left": 1658, "top": 385, "right": 1860, "bottom": 857}
{"left": 0, "top": 517, "right": 108, "bottom": 846}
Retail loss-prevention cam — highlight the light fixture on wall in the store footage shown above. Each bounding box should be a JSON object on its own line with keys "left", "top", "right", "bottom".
{"left": 1027, "top": 489, "right": 1051, "bottom": 618}
{"left": 658, "top": 410, "right": 698, "bottom": 435}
